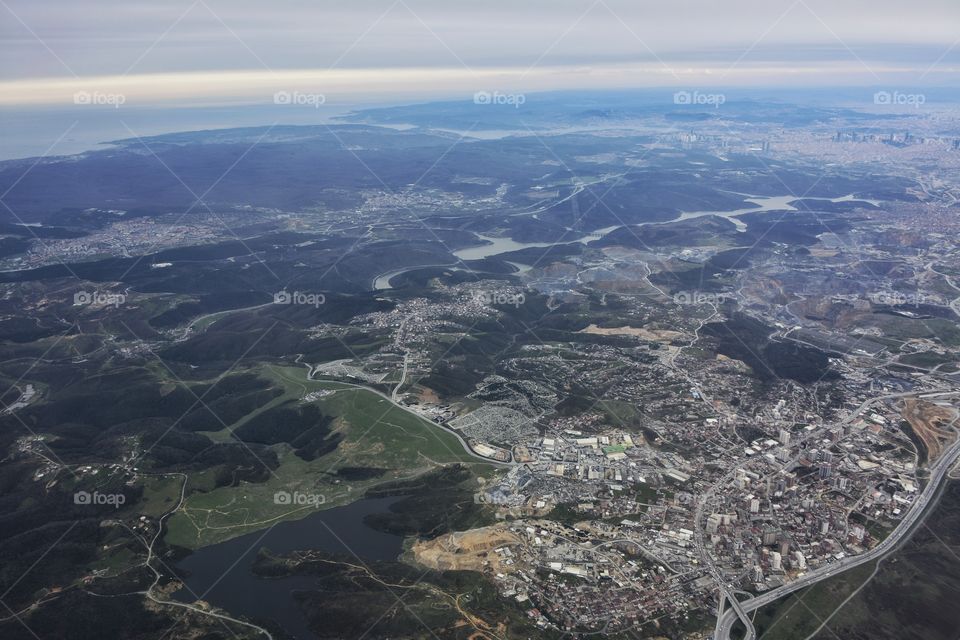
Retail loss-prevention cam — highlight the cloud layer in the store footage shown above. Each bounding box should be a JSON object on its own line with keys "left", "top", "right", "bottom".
{"left": 1, "top": 0, "right": 957, "bottom": 104}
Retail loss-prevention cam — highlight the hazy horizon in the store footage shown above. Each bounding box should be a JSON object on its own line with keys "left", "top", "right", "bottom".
{"left": 2, "top": 0, "right": 958, "bottom": 105}
{"left": 3, "top": 0, "right": 958, "bottom": 160}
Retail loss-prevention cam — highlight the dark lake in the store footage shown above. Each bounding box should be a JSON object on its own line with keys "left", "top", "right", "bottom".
{"left": 172, "top": 496, "right": 403, "bottom": 640}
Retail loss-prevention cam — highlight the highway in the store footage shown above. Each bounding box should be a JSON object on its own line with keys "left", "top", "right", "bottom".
{"left": 712, "top": 430, "right": 960, "bottom": 640}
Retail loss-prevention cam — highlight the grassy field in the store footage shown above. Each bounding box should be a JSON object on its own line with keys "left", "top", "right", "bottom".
{"left": 164, "top": 365, "right": 490, "bottom": 549}
{"left": 744, "top": 561, "right": 878, "bottom": 640}
{"left": 136, "top": 474, "right": 185, "bottom": 518}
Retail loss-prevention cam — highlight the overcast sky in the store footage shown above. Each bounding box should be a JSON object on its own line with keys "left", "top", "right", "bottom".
{"left": 1, "top": 0, "right": 958, "bottom": 105}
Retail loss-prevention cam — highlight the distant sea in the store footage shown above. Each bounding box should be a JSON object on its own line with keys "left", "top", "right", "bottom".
{"left": 0, "top": 103, "right": 360, "bottom": 161}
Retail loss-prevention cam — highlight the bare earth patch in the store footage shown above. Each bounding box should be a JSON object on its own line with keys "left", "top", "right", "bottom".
{"left": 900, "top": 397, "right": 958, "bottom": 462}
{"left": 412, "top": 524, "right": 522, "bottom": 573}
{"left": 579, "top": 323, "right": 683, "bottom": 343}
